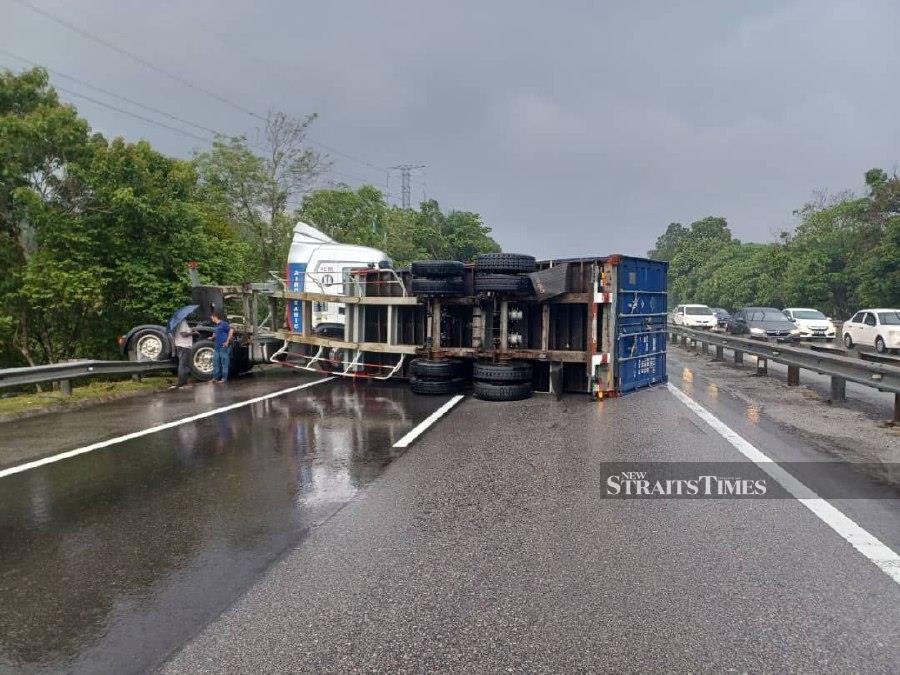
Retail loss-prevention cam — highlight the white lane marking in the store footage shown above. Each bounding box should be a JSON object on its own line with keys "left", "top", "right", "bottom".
{"left": 667, "top": 382, "right": 900, "bottom": 586}
{"left": 393, "top": 394, "right": 465, "bottom": 448}
{"left": 0, "top": 377, "right": 335, "bottom": 480}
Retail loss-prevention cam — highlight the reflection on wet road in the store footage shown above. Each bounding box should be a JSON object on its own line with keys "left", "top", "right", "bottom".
{"left": 0, "top": 380, "right": 447, "bottom": 673}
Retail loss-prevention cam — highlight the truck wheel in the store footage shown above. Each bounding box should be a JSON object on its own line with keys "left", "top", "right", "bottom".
{"left": 875, "top": 336, "right": 886, "bottom": 353}
{"left": 473, "top": 361, "right": 532, "bottom": 383}
{"left": 843, "top": 333, "right": 853, "bottom": 349}
{"left": 409, "top": 376, "right": 464, "bottom": 395}
{"left": 130, "top": 327, "right": 169, "bottom": 362}
{"left": 473, "top": 380, "right": 533, "bottom": 401}
{"left": 473, "top": 273, "right": 531, "bottom": 294}
{"left": 190, "top": 340, "right": 216, "bottom": 380}
{"left": 410, "top": 260, "right": 464, "bottom": 278}
{"left": 410, "top": 358, "right": 464, "bottom": 380}
{"left": 411, "top": 277, "right": 465, "bottom": 296}
{"left": 474, "top": 253, "right": 536, "bottom": 274}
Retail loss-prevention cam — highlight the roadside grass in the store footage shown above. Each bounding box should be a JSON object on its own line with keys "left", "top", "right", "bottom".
{"left": 0, "top": 375, "right": 176, "bottom": 417}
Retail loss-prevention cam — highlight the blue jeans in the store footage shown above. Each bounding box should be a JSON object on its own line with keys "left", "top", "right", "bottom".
{"left": 212, "top": 346, "right": 230, "bottom": 381}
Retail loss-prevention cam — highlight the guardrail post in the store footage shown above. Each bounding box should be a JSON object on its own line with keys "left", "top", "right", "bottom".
{"left": 59, "top": 379, "right": 72, "bottom": 396}
{"left": 830, "top": 376, "right": 846, "bottom": 402}
{"left": 714, "top": 345, "right": 724, "bottom": 361}
{"left": 894, "top": 393, "right": 899, "bottom": 425}
{"left": 734, "top": 349, "right": 743, "bottom": 365}
{"left": 701, "top": 342, "right": 709, "bottom": 356}
{"left": 787, "top": 365, "right": 800, "bottom": 386}
{"left": 756, "top": 357, "right": 767, "bottom": 376}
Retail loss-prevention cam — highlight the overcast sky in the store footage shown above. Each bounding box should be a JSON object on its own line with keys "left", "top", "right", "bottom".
{"left": 3, "top": 0, "right": 899, "bottom": 257}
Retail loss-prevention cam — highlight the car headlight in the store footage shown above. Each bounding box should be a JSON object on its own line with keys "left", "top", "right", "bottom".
{"left": 790, "top": 328, "right": 800, "bottom": 335}
{"left": 750, "top": 327, "right": 764, "bottom": 335}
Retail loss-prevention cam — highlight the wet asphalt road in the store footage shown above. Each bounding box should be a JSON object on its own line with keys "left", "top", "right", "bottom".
{"left": 1, "top": 366, "right": 898, "bottom": 672}
{"left": 0, "top": 373, "right": 449, "bottom": 673}
{"left": 164, "top": 369, "right": 899, "bottom": 672}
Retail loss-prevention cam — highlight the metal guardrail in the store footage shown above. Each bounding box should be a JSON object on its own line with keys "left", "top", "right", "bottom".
{"left": 669, "top": 326, "right": 900, "bottom": 423}
{"left": 808, "top": 342, "right": 900, "bottom": 366}
{"left": 0, "top": 359, "right": 174, "bottom": 393}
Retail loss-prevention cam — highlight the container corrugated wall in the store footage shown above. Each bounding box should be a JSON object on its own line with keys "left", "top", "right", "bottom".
{"left": 614, "top": 257, "right": 668, "bottom": 393}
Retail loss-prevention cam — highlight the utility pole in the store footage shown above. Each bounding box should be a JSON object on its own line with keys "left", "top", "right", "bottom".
{"left": 390, "top": 164, "right": 425, "bottom": 208}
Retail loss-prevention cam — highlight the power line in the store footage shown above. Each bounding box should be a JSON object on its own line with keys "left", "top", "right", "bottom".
{"left": 52, "top": 84, "right": 214, "bottom": 144}
{"left": 10, "top": 0, "right": 390, "bottom": 176}
{"left": 0, "top": 47, "right": 221, "bottom": 137}
{"left": 10, "top": 0, "right": 263, "bottom": 120}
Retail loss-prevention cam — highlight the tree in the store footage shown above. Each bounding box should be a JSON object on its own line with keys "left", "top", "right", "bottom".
{"left": 295, "top": 190, "right": 500, "bottom": 267}
{"left": 648, "top": 222, "right": 688, "bottom": 261}
{"left": 194, "top": 111, "right": 325, "bottom": 277}
{"left": 0, "top": 66, "right": 94, "bottom": 365}
{"left": 297, "top": 185, "right": 387, "bottom": 247}
{"left": 652, "top": 170, "right": 900, "bottom": 317}
{"left": 0, "top": 67, "right": 250, "bottom": 366}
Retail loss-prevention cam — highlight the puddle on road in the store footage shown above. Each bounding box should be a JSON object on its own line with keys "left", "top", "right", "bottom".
{"left": 0, "top": 380, "right": 446, "bottom": 674}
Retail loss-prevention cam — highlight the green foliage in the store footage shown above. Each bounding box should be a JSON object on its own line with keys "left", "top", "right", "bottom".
{"left": 652, "top": 170, "right": 900, "bottom": 317}
{"left": 297, "top": 189, "right": 500, "bottom": 267}
{"left": 0, "top": 67, "right": 249, "bottom": 366}
{"left": 0, "top": 66, "right": 497, "bottom": 367}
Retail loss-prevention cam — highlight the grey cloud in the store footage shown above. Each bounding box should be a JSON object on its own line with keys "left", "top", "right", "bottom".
{"left": 2, "top": 0, "right": 898, "bottom": 257}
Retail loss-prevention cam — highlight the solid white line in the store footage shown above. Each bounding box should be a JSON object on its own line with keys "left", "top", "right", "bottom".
{"left": 667, "top": 382, "right": 900, "bottom": 586}
{"left": 393, "top": 394, "right": 465, "bottom": 448}
{"left": 0, "top": 377, "right": 335, "bottom": 480}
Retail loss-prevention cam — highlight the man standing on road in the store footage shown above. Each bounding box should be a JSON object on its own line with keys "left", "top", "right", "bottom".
{"left": 172, "top": 318, "right": 196, "bottom": 389}
{"left": 210, "top": 311, "right": 234, "bottom": 384}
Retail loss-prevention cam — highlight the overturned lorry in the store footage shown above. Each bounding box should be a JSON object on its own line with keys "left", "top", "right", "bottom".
{"left": 120, "top": 222, "right": 668, "bottom": 400}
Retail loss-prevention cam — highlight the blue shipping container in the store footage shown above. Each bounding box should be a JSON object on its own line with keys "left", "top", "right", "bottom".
{"left": 613, "top": 256, "right": 668, "bottom": 393}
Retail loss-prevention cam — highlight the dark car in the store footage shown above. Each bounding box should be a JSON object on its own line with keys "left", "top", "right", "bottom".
{"left": 709, "top": 307, "right": 731, "bottom": 330}
{"left": 727, "top": 307, "right": 800, "bottom": 340}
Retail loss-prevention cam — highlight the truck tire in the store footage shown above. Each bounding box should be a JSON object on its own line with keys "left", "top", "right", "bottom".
{"left": 409, "top": 376, "right": 465, "bottom": 395}
{"left": 411, "top": 277, "right": 465, "bottom": 296}
{"left": 410, "top": 358, "right": 464, "bottom": 380}
{"left": 190, "top": 340, "right": 216, "bottom": 380}
{"left": 410, "top": 260, "right": 464, "bottom": 278}
{"left": 129, "top": 327, "right": 170, "bottom": 362}
{"left": 473, "top": 380, "right": 533, "bottom": 401}
{"left": 473, "top": 361, "right": 532, "bottom": 383}
{"left": 473, "top": 273, "right": 531, "bottom": 294}
{"left": 474, "top": 253, "right": 536, "bottom": 274}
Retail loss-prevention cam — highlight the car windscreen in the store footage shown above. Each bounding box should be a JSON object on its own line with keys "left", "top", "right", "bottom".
{"left": 685, "top": 307, "right": 713, "bottom": 315}
{"left": 792, "top": 310, "right": 826, "bottom": 319}
{"left": 758, "top": 310, "right": 788, "bottom": 321}
{"left": 878, "top": 311, "right": 900, "bottom": 325}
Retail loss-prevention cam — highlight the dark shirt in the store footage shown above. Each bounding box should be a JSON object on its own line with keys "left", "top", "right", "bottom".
{"left": 213, "top": 321, "right": 231, "bottom": 348}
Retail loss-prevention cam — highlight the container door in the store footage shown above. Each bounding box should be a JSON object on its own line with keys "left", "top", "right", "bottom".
{"left": 613, "top": 257, "right": 668, "bottom": 393}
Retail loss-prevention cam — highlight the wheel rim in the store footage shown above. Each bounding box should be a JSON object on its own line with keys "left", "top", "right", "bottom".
{"left": 844, "top": 335, "right": 852, "bottom": 348}
{"left": 876, "top": 338, "right": 884, "bottom": 353}
{"left": 135, "top": 334, "right": 164, "bottom": 361}
{"left": 193, "top": 347, "right": 214, "bottom": 374}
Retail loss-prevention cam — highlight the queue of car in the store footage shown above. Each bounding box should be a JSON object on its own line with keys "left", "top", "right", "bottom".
{"left": 671, "top": 303, "right": 900, "bottom": 353}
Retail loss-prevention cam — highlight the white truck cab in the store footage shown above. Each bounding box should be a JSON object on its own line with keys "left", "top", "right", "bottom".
{"left": 286, "top": 222, "right": 392, "bottom": 334}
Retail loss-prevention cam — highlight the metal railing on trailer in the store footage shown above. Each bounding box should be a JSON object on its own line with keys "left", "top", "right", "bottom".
{"left": 0, "top": 360, "right": 174, "bottom": 394}
{"left": 668, "top": 325, "right": 900, "bottom": 423}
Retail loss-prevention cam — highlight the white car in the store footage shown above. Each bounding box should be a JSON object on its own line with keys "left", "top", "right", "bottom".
{"left": 672, "top": 304, "right": 718, "bottom": 329}
{"left": 781, "top": 308, "right": 836, "bottom": 341}
{"left": 842, "top": 309, "right": 900, "bottom": 354}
